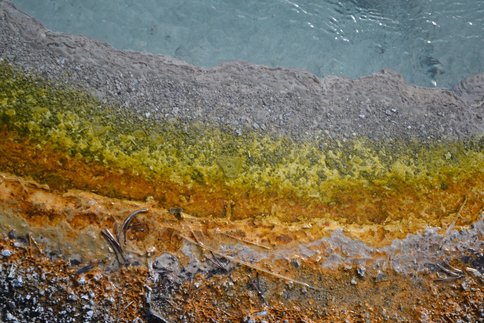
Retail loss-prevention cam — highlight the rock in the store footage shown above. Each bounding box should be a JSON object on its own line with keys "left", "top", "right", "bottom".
{"left": 351, "top": 277, "right": 358, "bottom": 285}
{"left": 152, "top": 253, "right": 180, "bottom": 271}
{"left": 77, "top": 276, "right": 86, "bottom": 285}
{"left": 452, "top": 73, "right": 484, "bottom": 104}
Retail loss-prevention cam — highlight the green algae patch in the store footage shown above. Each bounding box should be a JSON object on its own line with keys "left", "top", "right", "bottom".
{"left": 0, "top": 61, "right": 483, "bottom": 228}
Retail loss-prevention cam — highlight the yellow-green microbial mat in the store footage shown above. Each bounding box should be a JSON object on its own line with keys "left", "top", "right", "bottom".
{"left": 0, "top": 62, "right": 482, "bottom": 239}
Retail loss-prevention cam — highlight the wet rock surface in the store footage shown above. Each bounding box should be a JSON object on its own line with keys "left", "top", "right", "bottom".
{"left": 0, "top": 0, "right": 482, "bottom": 141}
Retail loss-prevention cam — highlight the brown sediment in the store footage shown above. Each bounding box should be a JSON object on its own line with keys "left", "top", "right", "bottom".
{"left": 1, "top": 209, "right": 482, "bottom": 321}
{"left": 1, "top": 171, "right": 483, "bottom": 321}
{"left": 0, "top": 171, "right": 375, "bottom": 258}
{"left": 164, "top": 257, "right": 483, "bottom": 321}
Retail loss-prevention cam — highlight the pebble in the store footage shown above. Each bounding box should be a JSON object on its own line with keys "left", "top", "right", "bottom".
{"left": 343, "top": 264, "right": 353, "bottom": 271}
{"left": 350, "top": 277, "right": 358, "bottom": 285}
{"left": 77, "top": 276, "right": 86, "bottom": 285}
{"left": 375, "top": 270, "right": 385, "bottom": 282}
{"left": 291, "top": 258, "right": 301, "bottom": 269}
{"left": 2, "top": 249, "right": 12, "bottom": 257}
{"left": 68, "top": 293, "right": 78, "bottom": 302}
{"left": 357, "top": 265, "right": 366, "bottom": 278}
{"left": 12, "top": 276, "right": 23, "bottom": 288}
{"left": 86, "top": 310, "right": 94, "bottom": 319}
{"left": 256, "top": 310, "right": 268, "bottom": 317}
{"left": 6, "top": 312, "right": 17, "bottom": 321}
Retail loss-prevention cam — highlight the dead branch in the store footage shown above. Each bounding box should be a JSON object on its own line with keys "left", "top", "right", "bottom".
{"left": 179, "top": 233, "right": 323, "bottom": 292}
{"left": 121, "top": 208, "right": 149, "bottom": 245}
{"left": 219, "top": 231, "right": 271, "bottom": 250}
{"left": 101, "top": 229, "right": 127, "bottom": 266}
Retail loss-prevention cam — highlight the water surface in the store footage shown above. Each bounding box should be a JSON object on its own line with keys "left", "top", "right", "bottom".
{"left": 12, "top": 0, "right": 484, "bottom": 87}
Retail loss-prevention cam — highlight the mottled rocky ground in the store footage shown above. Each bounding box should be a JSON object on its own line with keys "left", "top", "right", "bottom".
{"left": 0, "top": 173, "right": 483, "bottom": 322}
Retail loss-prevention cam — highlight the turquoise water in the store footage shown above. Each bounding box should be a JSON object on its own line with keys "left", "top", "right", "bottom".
{"left": 12, "top": 0, "right": 484, "bottom": 88}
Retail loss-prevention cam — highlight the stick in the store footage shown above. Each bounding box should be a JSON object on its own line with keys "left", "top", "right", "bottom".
{"left": 436, "top": 263, "right": 460, "bottom": 277}
{"left": 28, "top": 233, "right": 43, "bottom": 255}
{"left": 101, "top": 229, "right": 127, "bottom": 266}
{"left": 179, "top": 233, "right": 323, "bottom": 292}
{"left": 219, "top": 231, "right": 271, "bottom": 250}
{"left": 121, "top": 208, "right": 149, "bottom": 245}
{"left": 456, "top": 195, "right": 467, "bottom": 218}
{"left": 442, "top": 262, "right": 463, "bottom": 275}
{"left": 434, "top": 275, "right": 463, "bottom": 282}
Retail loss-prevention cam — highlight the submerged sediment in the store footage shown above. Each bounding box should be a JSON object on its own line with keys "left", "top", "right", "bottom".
{"left": 0, "top": 0, "right": 483, "bottom": 321}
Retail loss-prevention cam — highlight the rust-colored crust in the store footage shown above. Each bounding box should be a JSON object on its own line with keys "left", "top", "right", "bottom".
{"left": 1, "top": 132, "right": 482, "bottom": 246}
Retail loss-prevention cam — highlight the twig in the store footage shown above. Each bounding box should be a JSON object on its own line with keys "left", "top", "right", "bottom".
{"left": 465, "top": 267, "right": 482, "bottom": 279}
{"left": 179, "top": 233, "right": 323, "bottom": 292}
{"left": 434, "top": 275, "right": 463, "bottom": 282}
{"left": 436, "top": 263, "right": 460, "bottom": 277}
{"left": 191, "top": 230, "right": 229, "bottom": 272}
{"left": 442, "top": 262, "right": 463, "bottom": 275}
{"left": 114, "top": 222, "right": 121, "bottom": 246}
{"left": 75, "top": 263, "right": 96, "bottom": 275}
{"left": 251, "top": 272, "right": 267, "bottom": 305}
{"left": 190, "top": 230, "right": 206, "bottom": 249}
{"left": 121, "top": 208, "right": 149, "bottom": 245}
{"left": 121, "top": 301, "right": 134, "bottom": 314}
{"left": 28, "top": 233, "right": 43, "bottom": 255}
{"left": 456, "top": 195, "right": 467, "bottom": 218}
{"left": 115, "top": 300, "right": 134, "bottom": 323}
{"left": 101, "top": 229, "right": 127, "bottom": 266}
{"left": 219, "top": 231, "right": 271, "bottom": 250}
